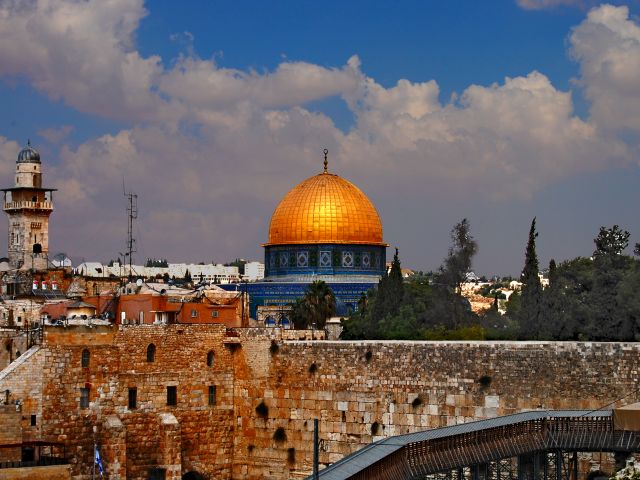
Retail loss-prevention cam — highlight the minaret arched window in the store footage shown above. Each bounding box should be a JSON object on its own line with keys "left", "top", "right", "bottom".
{"left": 207, "top": 350, "right": 214, "bottom": 367}
{"left": 146, "top": 343, "right": 156, "bottom": 362}
{"left": 81, "top": 348, "right": 90, "bottom": 368}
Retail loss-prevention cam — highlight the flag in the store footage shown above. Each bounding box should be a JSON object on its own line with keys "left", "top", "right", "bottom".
{"left": 94, "top": 445, "right": 104, "bottom": 476}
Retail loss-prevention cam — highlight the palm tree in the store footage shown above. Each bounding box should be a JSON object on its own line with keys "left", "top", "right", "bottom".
{"left": 292, "top": 281, "right": 336, "bottom": 329}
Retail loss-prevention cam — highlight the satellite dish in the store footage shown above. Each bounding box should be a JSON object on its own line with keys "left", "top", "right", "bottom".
{"left": 136, "top": 279, "right": 143, "bottom": 287}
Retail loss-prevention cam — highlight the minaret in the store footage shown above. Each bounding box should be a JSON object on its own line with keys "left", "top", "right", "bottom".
{"left": 2, "top": 141, "right": 56, "bottom": 270}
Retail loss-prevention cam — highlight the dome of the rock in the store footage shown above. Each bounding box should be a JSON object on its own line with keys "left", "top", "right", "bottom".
{"left": 266, "top": 172, "right": 384, "bottom": 246}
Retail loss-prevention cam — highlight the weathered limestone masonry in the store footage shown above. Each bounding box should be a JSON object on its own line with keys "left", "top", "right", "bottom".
{"left": 232, "top": 339, "right": 640, "bottom": 479}
{"left": 0, "top": 404, "right": 22, "bottom": 462}
{"left": 0, "top": 344, "right": 45, "bottom": 442}
{"left": 1, "top": 326, "right": 640, "bottom": 480}
{"left": 0, "top": 324, "right": 237, "bottom": 479}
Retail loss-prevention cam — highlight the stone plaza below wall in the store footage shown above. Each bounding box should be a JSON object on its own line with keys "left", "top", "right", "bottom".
{"left": 0, "top": 324, "right": 638, "bottom": 479}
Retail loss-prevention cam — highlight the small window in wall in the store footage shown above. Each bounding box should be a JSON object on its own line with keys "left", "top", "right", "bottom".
{"left": 149, "top": 468, "right": 166, "bottom": 480}
{"left": 80, "top": 387, "right": 90, "bottom": 409}
{"left": 30, "top": 414, "right": 36, "bottom": 426}
{"left": 166, "top": 386, "right": 177, "bottom": 406}
{"left": 128, "top": 387, "right": 137, "bottom": 410}
{"left": 207, "top": 351, "right": 214, "bottom": 367}
{"left": 208, "top": 386, "right": 216, "bottom": 406}
{"left": 81, "top": 348, "right": 90, "bottom": 368}
{"left": 211, "top": 310, "right": 219, "bottom": 318}
{"left": 147, "top": 344, "right": 156, "bottom": 362}
{"left": 191, "top": 309, "right": 198, "bottom": 318}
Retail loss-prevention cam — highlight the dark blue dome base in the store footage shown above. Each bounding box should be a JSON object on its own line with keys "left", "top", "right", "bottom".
{"left": 264, "top": 244, "right": 387, "bottom": 278}
{"left": 221, "top": 278, "right": 380, "bottom": 318}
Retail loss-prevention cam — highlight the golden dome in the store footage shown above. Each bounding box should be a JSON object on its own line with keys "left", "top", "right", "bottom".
{"left": 266, "top": 171, "right": 385, "bottom": 246}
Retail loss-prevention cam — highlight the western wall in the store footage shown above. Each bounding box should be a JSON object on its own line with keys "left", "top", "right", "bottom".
{"left": 0, "top": 324, "right": 638, "bottom": 479}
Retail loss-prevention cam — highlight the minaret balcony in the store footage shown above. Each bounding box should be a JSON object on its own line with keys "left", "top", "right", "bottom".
{"left": 4, "top": 200, "right": 53, "bottom": 211}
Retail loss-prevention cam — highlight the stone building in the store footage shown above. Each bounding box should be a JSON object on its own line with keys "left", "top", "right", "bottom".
{"left": 2, "top": 141, "right": 56, "bottom": 271}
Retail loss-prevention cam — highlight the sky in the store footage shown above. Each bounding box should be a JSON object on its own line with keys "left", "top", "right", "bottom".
{"left": 1, "top": 0, "right": 640, "bottom": 276}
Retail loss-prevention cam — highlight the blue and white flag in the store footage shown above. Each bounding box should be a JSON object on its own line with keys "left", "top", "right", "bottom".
{"left": 94, "top": 445, "right": 105, "bottom": 476}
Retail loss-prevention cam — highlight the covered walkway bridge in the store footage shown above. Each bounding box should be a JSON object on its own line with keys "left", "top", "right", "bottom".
{"left": 311, "top": 407, "right": 640, "bottom": 480}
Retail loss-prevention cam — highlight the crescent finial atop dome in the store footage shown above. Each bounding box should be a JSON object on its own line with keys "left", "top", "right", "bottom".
{"left": 323, "top": 148, "right": 329, "bottom": 174}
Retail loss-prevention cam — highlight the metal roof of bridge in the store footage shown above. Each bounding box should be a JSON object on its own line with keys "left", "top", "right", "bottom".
{"left": 312, "top": 410, "right": 615, "bottom": 480}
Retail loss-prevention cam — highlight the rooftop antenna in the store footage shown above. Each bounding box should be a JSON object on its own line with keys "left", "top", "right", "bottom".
{"left": 123, "top": 179, "right": 137, "bottom": 280}
{"left": 323, "top": 148, "right": 328, "bottom": 173}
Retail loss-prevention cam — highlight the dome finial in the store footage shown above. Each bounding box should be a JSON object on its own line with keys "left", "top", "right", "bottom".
{"left": 323, "top": 148, "right": 329, "bottom": 173}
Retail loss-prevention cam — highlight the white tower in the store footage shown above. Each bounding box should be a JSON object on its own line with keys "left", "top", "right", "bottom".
{"left": 2, "top": 141, "right": 56, "bottom": 270}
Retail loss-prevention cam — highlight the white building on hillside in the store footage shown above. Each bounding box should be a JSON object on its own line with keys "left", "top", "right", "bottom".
{"left": 244, "top": 261, "right": 265, "bottom": 281}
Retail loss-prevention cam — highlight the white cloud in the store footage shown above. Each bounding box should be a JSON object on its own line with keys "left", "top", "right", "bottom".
{"left": 570, "top": 4, "right": 640, "bottom": 132}
{"left": 516, "top": 0, "right": 588, "bottom": 10}
{"left": 160, "top": 56, "right": 361, "bottom": 114}
{"left": 0, "top": 0, "right": 166, "bottom": 121}
{"left": 339, "top": 70, "right": 630, "bottom": 199}
{"left": 0, "top": 137, "right": 20, "bottom": 180}
{"left": 38, "top": 125, "right": 74, "bottom": 144}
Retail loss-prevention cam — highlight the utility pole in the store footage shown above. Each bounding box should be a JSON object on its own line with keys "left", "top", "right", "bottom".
{"left": 313, "top": 418, "right": 319, "bottom": 480}
{"left": 124, "top": 191, "right": 137, "bottom": 280}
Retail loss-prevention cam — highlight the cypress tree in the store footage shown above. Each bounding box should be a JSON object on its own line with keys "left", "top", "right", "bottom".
{"left": 518, "top": 217, "right": 543, "bottom": 339}
{"left": 369, "top": 248, "right": 404, "bottom": 336}
{"left": 387, "top": 248, "right": 404, "bottom": 314}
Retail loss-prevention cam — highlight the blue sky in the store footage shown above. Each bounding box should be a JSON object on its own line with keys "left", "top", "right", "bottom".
{"left": 0, "top": 0, "right": 639, "bottom": 275}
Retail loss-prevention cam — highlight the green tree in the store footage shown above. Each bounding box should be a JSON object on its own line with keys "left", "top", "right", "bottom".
{"left": 183, "top": 269, "right": 192, "bottom": 283}
{"left": 291, "top": 281, "right": 336, "bottom": 330}
{"left": 436, "top": 218, "right": 478, "bottom": 328}
{"left": 371, "top": 248, "right": 404, "bottom": 325}
{"left": 437, "top": 218, "right": 477, "bottom": 295}
{"left": 554, "top": 257, "right": 593, "bottom": 339}
{"left": 616, "top": 260, "right": 640, "bottom": 341}
{"left": 593, "top": 225, "right": 630, "bottom": 258}
{"left": 518, "top": 218, "right": 543, "bottom": 339}
{"left": 589, "top": 225, "right": 632, "bottom": 340}
{"left": 540, "top": 259, "right": 568, "bottom": 339}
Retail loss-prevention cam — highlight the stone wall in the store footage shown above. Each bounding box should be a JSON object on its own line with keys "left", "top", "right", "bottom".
{"left": 0, "top": 329, "right": 28, "bottom": 370}
{"left": 231, "top": 339, "right": 640, "bottom": 479}
{"left": 0, "top": 345, "right": 45, "bottom": 443}
{"left": 1, "top": 326, "right": 639, "bottom": 479}
{"left": 0, "top": 405, "right": 22, "bottom": 462}
{"left": 0, "top": 464, "right": 71, "bottom": 479}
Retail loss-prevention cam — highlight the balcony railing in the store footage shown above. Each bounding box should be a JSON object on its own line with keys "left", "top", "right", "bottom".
{"left": 3, "top": 201, "right": 53, "bottom": 211}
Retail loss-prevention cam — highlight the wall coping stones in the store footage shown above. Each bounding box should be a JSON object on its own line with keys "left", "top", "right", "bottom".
{"left": 0, "top": 345, "right": 40, "bottom": 381}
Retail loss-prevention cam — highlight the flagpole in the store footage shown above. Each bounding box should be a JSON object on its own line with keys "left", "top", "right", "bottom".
{"left": 93, "top": 425, "right": 96, "bottom": 480}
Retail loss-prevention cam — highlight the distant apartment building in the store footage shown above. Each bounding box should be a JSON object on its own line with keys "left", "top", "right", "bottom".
{"left": 243, "top": 261, "right": 265, "bottom": 281}
{"left": 74, "top": 261, "right": 252, "bottom": 284}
